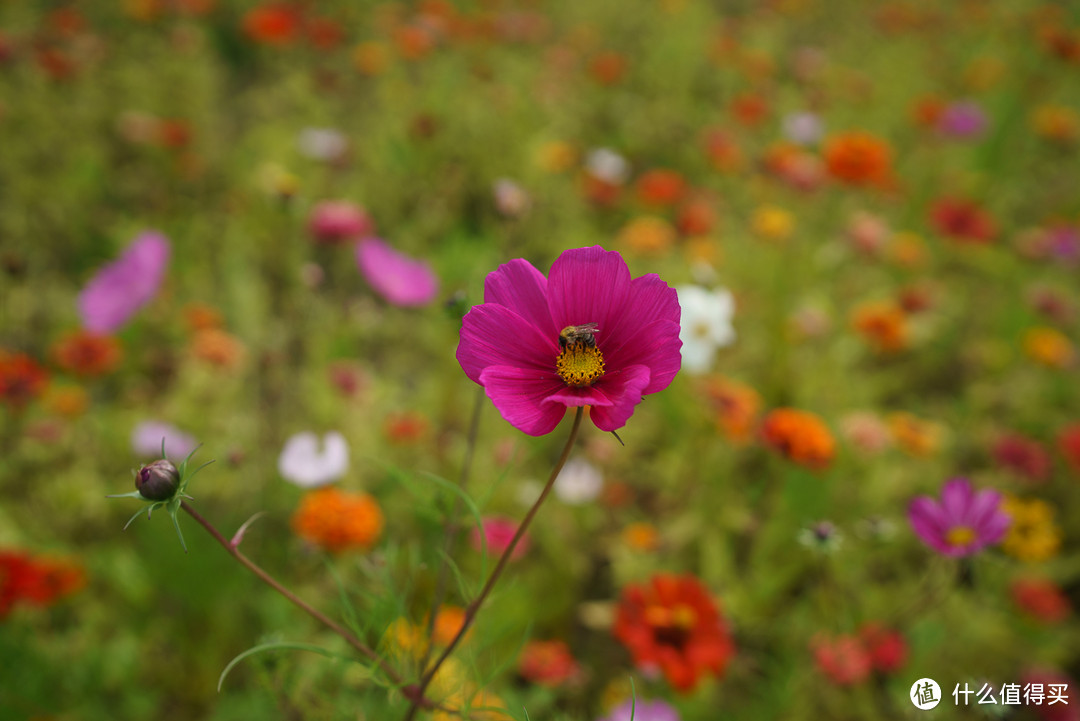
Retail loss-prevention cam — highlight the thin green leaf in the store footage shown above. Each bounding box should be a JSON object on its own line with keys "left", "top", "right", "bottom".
{"left": 217, "top": 642, "right": 344, "bottom": 692}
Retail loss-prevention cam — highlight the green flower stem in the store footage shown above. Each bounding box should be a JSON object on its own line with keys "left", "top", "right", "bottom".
{"left": 179, "top": 501, "right": 442, "bottom": 712}
{"left": 404, "top": 406, "right": 585, "bottom": 721}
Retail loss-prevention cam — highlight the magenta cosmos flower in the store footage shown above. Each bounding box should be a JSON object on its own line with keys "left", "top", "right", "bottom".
{"left": 908, "top": 478, "right": 1010, "bottom": 557}
{"left": 456, "top": 246, "right": 681, "bottom": 436}
{"left": 78, "top": 231, "right": 170, "bottom": 333}
{"left": 355, "top": 237, "right": 438, "bottom": 306}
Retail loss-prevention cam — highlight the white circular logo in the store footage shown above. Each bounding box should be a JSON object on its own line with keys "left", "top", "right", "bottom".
{"left": 910, "top": 678, "right": 942, "bottom": 710}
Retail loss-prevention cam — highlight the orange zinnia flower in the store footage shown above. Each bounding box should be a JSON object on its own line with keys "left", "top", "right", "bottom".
{"left": 705, "top": 377, "right": 761, "bottom": 443}
{"left": 703, "top": 129, "right": 744, "bottom": 172}
{"left": 291, "top": 487, "right": 384, "bottom": 552}
{"left": 730, "top": 92, "right": 769, "bottom": 127}
{"left": 823, "top": 131, "right": 894, "bottom": 187}
{"left": 851, "top": 301, "right": 909, "bottom": 353}
{"left": 613, "top": 573, "right": 734, "bottom": 692}
{"left": 589, "top": 51, "right": 627, "bottom": 85}
{"left": 190, "top": 328, "right": 245, "bottom": 368}
{"left": 761, "top": 408, "right": 835, "bottom": 469}
{"left": 52, "top": 330, "right": 122, "bottom": 377}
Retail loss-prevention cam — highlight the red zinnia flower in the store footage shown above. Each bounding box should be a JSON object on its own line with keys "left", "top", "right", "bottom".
{"left": 0, "top": 551, "right": 85, "bottom": 617}
{"left": 859, "top": 623, "right": 908, "bottom": 673}
{"left": 52, "top": 331, "right": 123, "bottom": 377}
{"left": 1056, "top": 423, "right": 1080, "bottom": 473}
{"left": 993, "top": 433, "right": 1052, "bottom": 482}
{"left": 242, "top": 4, "right": 301, "bottom": 46}
{"left": 930, "top": 197, "right": 996, "bottom": 243}
{"left": 518, "top": 639, "right": 581, "bottom": 687}
{"left": 811, "top": 633, "right": 872, "bottom": 685}
{"left": 0, "top": 351, "right": 50, "bottom": 409}
{"left": 1012, "top": 577, "right": 1071, "bottom": 623}
{"left": 456, "top": 246, "right": 681, "bottom": 436}
{"left": 613, "top": 573, "right": 734, "bottom": 692}
{"left": 635, "top": 169, "right": 687, "bottom": 207}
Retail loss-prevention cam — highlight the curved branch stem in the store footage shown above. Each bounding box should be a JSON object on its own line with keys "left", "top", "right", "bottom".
{"left": 404, "top": 407, "right": 586, "bottom": 720}
{"left": 180, "top": 502, "right": 442, "bottom": 712}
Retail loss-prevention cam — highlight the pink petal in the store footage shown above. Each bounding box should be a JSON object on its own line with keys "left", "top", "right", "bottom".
{"left": 602, "top": 273, "right": 682, "bottom": 351}
{"left": 606, "top": 318, "right": 682, "bottom": 395}
{"left": 483, "top": 258, "right": 557, "bottom": 340}
{"left": 457, "top": 304, "right": 558, "bottom": 384}
{"left": 478, "top": 365, "right": 568, "bottom": 436}
{"left": 79, "top": 231, "right": 170, "bottom": 333}
{"left": 940, "top": 478, "right": 974, "bottom": 522}
{"left": 967, "top": 488, "right": 1003, "bottom": 532}
{"left": 356, "top": 237, "right": 438, "bottom": 307}
{"left": 544, "top": 384, "right": 616, "bottom": 408}
{"left": 585, "top": 364, "right": 652, "bottom": 432}
{"left": 908, "top": 497, "right": 949, "bottom": 551}
{"left": 546, "top": 246, "right": 632, "bottom": 334}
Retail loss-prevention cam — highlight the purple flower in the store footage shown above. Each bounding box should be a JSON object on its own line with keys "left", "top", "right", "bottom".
{"left": 456, "top": 246, "right": 681, "bottom": 436}
{"left": 78, "top": 231, "right": 170, "bottom": 333}
{"left": 937, "top": 101, "right": 988, "bottom": 139}
{"left": 908, "top": 478, "right": 1010, "bottom": 557}
{"left": 598, "top": 699, "right": 681, "bottom": 721}
{"left": 131, "top": 420, "right": 197, "bottom": 460}
{"left": 355, "top": 237, "right": 438, "bottom": 307}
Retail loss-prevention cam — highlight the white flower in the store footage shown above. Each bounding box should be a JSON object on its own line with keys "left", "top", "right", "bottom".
{"left": 132, "top": 420, "right": 198, "bottom": 460}
{"left": 782, "top": 111, "right": 823, "bottom": 146}
{"left": 297, "top": 127, "right": 349, "bottom": 162}
{"left": 493, "top": 178, "right": 531, "bottom": 217}
{"left": 677, "top": 285, "right": 736, "bottom": 374}
{"left": 554, "top": 457, "right": 603, "bottom": 504}
{"left": 585, "top": 147, "right": 630, "bottom": 184}
{"left": 278, "top": 431, "right": 349, "bottom": 487}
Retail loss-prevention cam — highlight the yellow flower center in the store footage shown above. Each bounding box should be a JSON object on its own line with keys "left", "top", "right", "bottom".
{"left": 946, "top": 525, "right": 976, "bottom": 547}
{"left": 556, "top": 332, "right": 605, "bottom": 387}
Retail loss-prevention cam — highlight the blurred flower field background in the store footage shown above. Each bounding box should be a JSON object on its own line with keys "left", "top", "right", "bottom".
{"left": 2, "top": 0, "right": 1080, "bottom": 719}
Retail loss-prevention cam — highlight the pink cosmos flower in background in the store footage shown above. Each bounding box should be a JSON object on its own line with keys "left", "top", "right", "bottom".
{"left": 308, "top": 200, "right": 373, "bottom": 245}
{"left": 597, "top": 699, "right": 680, "bottom": 721}
{"left": 471, "top": 516, "right": 530, "bottom": 561}
{"left": 908, "top": 478, "right": 1011, "bottom": 557}
{"left": 131, "top": 420, "right": 197, "bottom": 460}
{"left": 278, "top": 431, "right": 349, "bottom": 488}
{"left": 356, "top": 237, "right": 439, "bottom": 306}
{"left": 456, "top": 246, "right": 681, "bottom": 436}
{"left": 811, "top": 633, "right": 872, "bottom": 685}
{"left": 937, "top": 100, "right": 988, "bottom": 139}
{"left": 78, "top": 231, "right": 169, "bottom": 333}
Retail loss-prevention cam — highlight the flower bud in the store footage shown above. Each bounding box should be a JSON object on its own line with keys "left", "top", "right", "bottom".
{"left": 136, "top": 459, "right": 180, "bottom": 501}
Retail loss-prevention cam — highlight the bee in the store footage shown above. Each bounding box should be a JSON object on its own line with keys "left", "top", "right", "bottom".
{"left": 558, "top": 323, "right": 600, "bottom": 349}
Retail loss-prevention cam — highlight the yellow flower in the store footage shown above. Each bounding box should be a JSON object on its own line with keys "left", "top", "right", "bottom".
{"left": 1031, "top": 105, "right": 1079, "bottom": 144}
{"left": 1024, "top": 327, "right": 1075, "bottom": 368}
{"left": 617, "top": 215, "right": 677, "bottom": 256}
{"left": 751, "top": 205, "right": 795, "bottom": 241}
{"left": 533, "top": 140, "right": 578, "bottom": 173}
{"left": 888, "top": 412, "right": 945, "bottom": 457}
{"left": 623, "top": 522, "right": 660, "bottom": 551}
{"left": 1001, "top": 495, "right": 1063, "bottom": 563}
